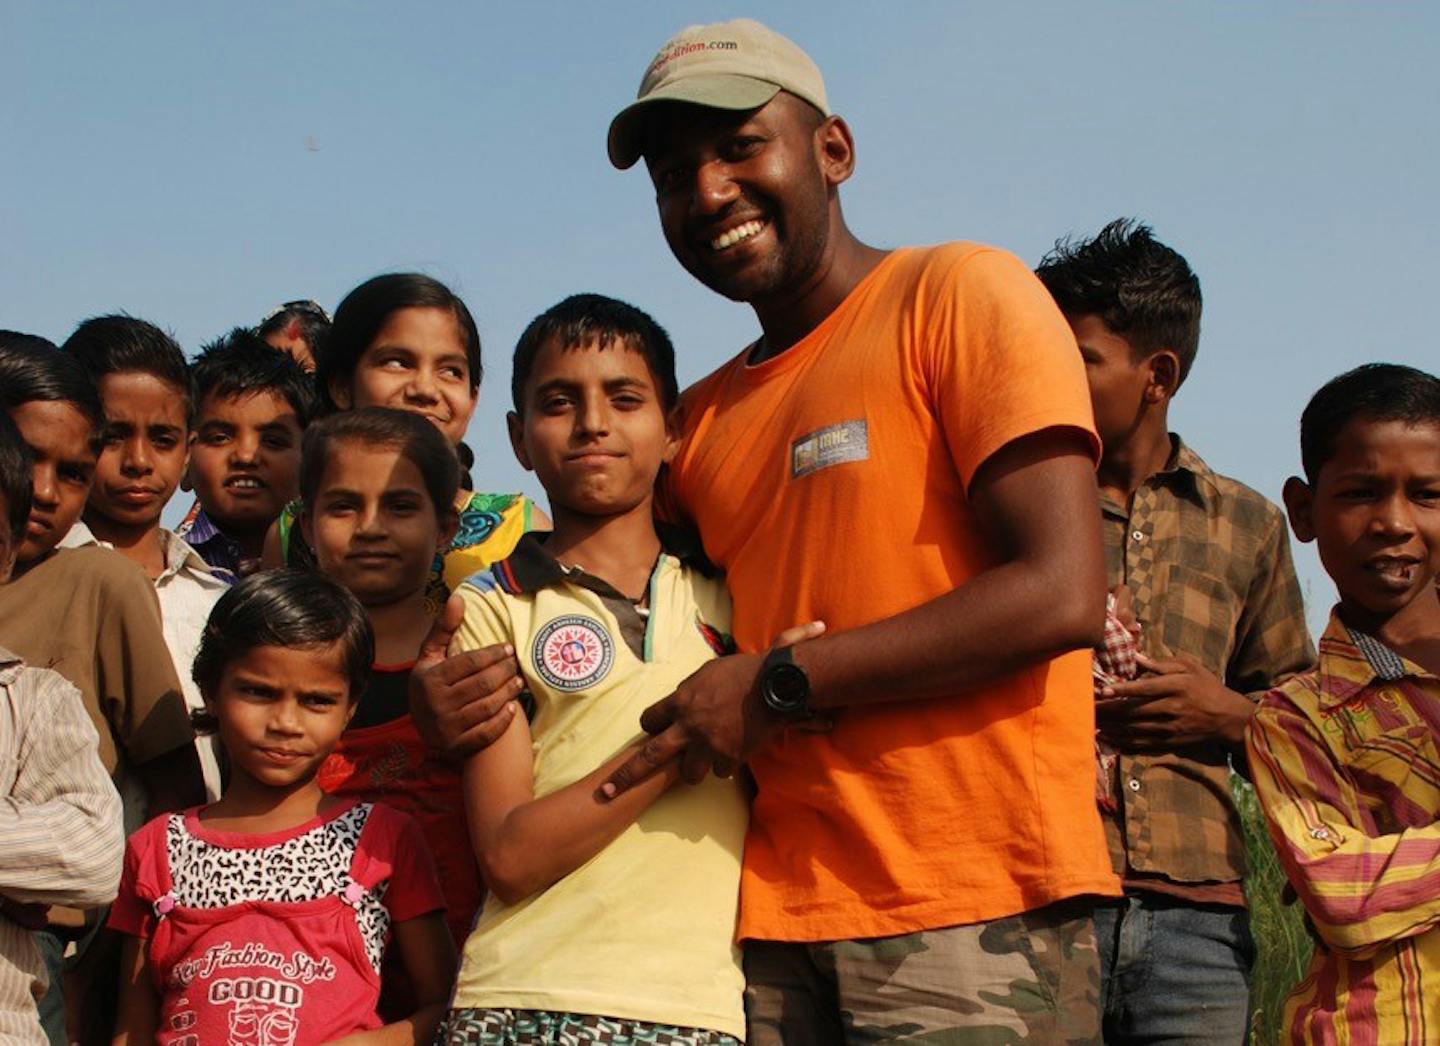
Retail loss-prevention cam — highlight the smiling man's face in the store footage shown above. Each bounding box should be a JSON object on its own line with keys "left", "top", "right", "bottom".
{"left": 645, "top": 93, "right": 833, "bottom": 305}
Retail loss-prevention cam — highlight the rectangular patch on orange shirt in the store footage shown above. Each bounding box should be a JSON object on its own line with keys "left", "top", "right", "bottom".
{"left": 790, "top": 420, "right": 869, "bottom": 479}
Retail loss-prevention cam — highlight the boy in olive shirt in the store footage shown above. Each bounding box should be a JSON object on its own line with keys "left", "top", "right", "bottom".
{"left": 1038, "top": 220, "right": 1315, "bottom": 1044}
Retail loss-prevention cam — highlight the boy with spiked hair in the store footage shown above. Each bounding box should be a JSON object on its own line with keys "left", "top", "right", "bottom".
{"left": 1037, "top": 219, "right": 1316, "bottom": 1042}
{"left": 179, "top": 328, "right": 318, "bottom": 578}
{"left": 1249, "top": 363, "right": 1440, "bottom": 1046}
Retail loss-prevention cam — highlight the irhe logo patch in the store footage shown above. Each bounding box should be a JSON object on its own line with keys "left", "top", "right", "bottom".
{"left": 790, "top": 420, "right": 869, "bottom": 479}
{"left": 533, "top": 615, "right": 615, "bottom": 692}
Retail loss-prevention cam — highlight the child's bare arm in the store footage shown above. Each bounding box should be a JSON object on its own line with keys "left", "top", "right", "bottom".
{"left": 111, "top": 935, "right": 157, "bottom": 1046}
{"left": 322, "top": 912, "right": 455, "bottom": 1046}
{"left": 463, "top": 711, "right": 680, "bottom": 905}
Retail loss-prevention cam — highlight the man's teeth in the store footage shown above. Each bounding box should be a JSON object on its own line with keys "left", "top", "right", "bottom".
{"left": 228, "top": 477, "right": 262, "bottom": 489}
{"left": 711, "top": 220, "right": 765, "bottom": 251}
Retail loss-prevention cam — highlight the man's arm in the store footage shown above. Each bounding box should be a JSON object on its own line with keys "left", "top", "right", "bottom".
{"left": 1247, "top": 697, "right": 1440, "bottom": 953}
{"left": 604, "top": 428, "right": 1107, "bottom": 792}
{"left": 0, "top": 671, "right": 123, "bottom": 907}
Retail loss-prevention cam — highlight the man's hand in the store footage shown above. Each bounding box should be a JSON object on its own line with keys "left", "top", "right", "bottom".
{"left": 1096, "top": 653, "right": 1255, "bottom": 751}
{"left": 600, "top": 621, "right": 827, "bottom": 799}
{"left": 409, "top": 592, "right": 526, "bottom": 759}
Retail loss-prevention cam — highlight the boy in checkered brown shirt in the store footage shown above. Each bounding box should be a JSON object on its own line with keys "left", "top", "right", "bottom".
{"left": 1039, "top": 219, "right": 1316, "bottom": 1045}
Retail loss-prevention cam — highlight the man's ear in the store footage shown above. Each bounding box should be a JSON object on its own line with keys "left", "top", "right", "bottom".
{"left": 506, "top": 411, "right": 533, "bottom": 472}
{"left": 1145, "top": 351, "right": 1182, "bottom": 404}
{"left": 1282, "top": 476, "right": 1317, "bottom": 543}
{"left": 816, "top": 114, "right": 856, "bottom": 189}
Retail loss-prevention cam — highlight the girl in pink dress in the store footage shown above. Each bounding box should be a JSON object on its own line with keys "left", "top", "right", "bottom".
{"left": 109, "top": 571, "right": 456, "bottom": 1046}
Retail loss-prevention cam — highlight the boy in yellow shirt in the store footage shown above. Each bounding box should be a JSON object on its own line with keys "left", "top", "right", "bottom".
{"left": 440, "top": 294, "right": 816, "bottom": 1044}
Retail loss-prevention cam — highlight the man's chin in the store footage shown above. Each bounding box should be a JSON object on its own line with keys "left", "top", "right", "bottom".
{"left": 686, "top": 264, "right": 780, "bottom": 304}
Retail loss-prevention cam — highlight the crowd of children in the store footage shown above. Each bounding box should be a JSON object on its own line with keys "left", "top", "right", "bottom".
{"left": 1, "top": 17, "right": 1437, "bottom": 1046}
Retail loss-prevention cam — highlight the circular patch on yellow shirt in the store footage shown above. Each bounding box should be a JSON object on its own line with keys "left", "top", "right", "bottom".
{"left": 533, "top": 615, "right": 615, "bottom": 692}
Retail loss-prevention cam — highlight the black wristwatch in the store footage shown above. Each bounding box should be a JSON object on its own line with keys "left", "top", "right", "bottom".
{"left": 759, "top": 645, "right": 811, "bottom": 720}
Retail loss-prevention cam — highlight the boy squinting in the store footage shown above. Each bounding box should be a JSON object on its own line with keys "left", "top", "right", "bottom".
{"left": 184, "top": 329, "right": 316, "bottom": 577}
{"left": 1249, "top": 363, "right": 1440, "bottom": 1045}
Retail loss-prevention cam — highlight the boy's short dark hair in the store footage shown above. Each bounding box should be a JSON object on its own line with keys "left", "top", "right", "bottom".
{"left": 191, "top": 570, "right": 373, "bottom": 730}
{"left": 511, "top": 293, "right": 678, "bottom": 413}
{"left": 62, "top": 314, "right": 194, "bottom": 422}
{"left": 1300, "top": 363, "right": 1440, "bottom": 482}
{"left": 0, "top": 330, "right": 59, "bottom": 355}
{"left": 191, "top": 328, "right": 320, "bottom": 426}
{"left": 1036, "top": 218, "right": 1203, "bottom": 385}
{"left": 0, "top": 411, "right": 34, "bottom": 544}
{"left": 0, "top": 336, "right": 105, "bottom": 440}
{"left": 300, "top": 407, "right": 461, "bottom": 518}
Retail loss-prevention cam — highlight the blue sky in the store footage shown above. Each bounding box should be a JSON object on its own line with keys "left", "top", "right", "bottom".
{"left": 4, "top": 3, "right": 1437, "bottom": 633}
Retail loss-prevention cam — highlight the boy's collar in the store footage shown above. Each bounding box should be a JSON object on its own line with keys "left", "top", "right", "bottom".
{"left": 181, "top": 507, "right": 224, "bottom": 545}
{"left": 1314, "top": 608, "right": 1428, "bottom": 707}
{"left": 1098, "top": 434, "right": 1218, "bottom": 513}
{"left": 492, "top": 524, "right": 710, "bottom": 598}
{"left": 1156, "top": 435, "right": 1220, "bottom": 501}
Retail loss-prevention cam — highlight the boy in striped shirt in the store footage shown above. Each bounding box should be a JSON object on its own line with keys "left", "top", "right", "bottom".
{"left": 1248, "top": 363, "right": 1440, "bottom": 1045}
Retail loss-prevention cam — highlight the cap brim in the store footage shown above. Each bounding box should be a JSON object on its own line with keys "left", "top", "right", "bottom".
{"left": 607, "top": 75, "right": 782, "bottom": 169}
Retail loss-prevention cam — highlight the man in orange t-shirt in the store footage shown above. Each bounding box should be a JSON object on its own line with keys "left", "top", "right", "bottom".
{"left": 599, "top": 18, "right": 1122, "bottom": 1045}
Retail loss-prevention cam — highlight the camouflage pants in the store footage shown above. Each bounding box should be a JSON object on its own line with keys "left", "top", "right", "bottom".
{"left": 744, "top": 900, "right": 1102, "bottom": 1045}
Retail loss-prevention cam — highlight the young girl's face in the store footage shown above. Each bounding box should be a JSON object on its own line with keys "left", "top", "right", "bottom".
{"left": 208, "top": 642, "right": 355, "bottom": 792}
{"left": 302, "top": 440, "right": 455, "bottom": 609}
{"left": 333, "top": 307, "right": 478, "bottom": 447}
{"left": 8, "top": 400, "right": 97, "bottom": 563}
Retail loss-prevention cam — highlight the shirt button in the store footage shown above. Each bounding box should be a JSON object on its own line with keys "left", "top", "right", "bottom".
{"left": 1131, "top": 530, "right": 1146, "bottom": 543}
{"left": 1128, "top": 778, "right": 1141, "bottom": 792}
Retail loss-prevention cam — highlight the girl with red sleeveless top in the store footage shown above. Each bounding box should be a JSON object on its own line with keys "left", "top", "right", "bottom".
{"left": 109, "top": 572, "right": 455, "bottom": 1046}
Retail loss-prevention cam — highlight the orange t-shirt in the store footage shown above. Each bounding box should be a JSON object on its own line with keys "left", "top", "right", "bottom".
{"left": 668, "top": 243, "right": 1122, "bottom": 942}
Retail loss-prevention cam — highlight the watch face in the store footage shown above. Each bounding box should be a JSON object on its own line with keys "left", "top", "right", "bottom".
{"left": 763, "top": 661, "right": 809, "bottom": 714}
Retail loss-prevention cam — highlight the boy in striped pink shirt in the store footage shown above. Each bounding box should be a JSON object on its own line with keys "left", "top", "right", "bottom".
{"left": 1248, "top": 363, "right": 1440, "bottom": 1046}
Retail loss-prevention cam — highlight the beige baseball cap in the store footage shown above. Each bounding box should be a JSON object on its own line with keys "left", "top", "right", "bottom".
{"left": 607, "top": 18, "right": 830, "bottom": 170}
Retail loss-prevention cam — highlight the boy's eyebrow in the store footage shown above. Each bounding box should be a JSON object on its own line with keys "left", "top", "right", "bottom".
{"left": 196, "top": 419, "right": 235, "bottom": 432}
{"left": 256, "top": 418, "right": 300, "bottom": 434}
{"left": 532, "top": 377, "right": 578, "bottom": 396}
{"left": 532, "top": 375, "right": 651, "bottom": 395}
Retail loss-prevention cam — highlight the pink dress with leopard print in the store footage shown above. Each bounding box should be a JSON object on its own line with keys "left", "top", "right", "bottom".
{"left": 109, "top": 800, "right": 444, "bottom": 1046}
